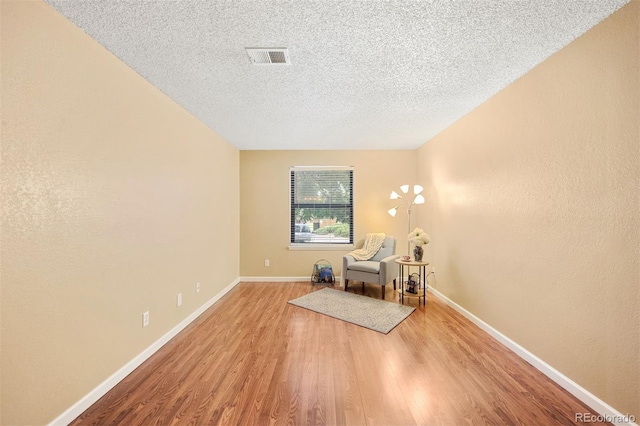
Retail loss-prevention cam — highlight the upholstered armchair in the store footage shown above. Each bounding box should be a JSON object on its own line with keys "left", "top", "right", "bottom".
{"left": 342, "top": 235, "right": 400, "bottom": 299}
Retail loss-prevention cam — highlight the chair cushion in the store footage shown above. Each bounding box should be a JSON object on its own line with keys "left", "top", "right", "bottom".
{"left": 348, "top": 261, "right": 380, "bottom": 274}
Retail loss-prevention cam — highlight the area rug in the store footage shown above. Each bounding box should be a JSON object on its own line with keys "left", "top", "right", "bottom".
{"left": 288, "top": 288, "right": 415, "bottom": 334}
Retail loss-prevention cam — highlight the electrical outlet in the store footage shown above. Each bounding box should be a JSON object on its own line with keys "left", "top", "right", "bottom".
{"left": 264, "top": 259, "right": 270, "bottom": 267}
{"left": 142, "top": 311, "right": 150, "bottom": 327}
{"left": 196, "top": 282, "right": 200, "bottom": 293}
{"left": 177, "top": 293, "right": 182, "bottom": 307}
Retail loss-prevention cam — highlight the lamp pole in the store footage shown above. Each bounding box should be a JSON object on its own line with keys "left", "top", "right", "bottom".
{"left": 406, "top": 202, "right": 412, "bottom": 254}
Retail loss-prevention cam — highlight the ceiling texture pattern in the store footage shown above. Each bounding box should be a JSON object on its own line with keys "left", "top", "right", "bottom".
{"left": 45, "top": 0, "right": 630, "bottom": 150}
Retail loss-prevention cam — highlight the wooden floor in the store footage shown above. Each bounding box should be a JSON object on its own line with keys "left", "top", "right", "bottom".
{"left": 71, "top": 282, "right": 607, "bottom": 425}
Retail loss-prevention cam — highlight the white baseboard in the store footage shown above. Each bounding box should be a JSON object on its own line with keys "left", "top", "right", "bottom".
{"left": 239, "top": 276, "right": 310, "bottom": 282}
{"left": 49, "top": 278, "right": 242, "bottom": 426}
{"left": 427, "top": 286, "right": 638, "bottom": 426}
{"left": 240, "top": 276, "right": 343, "bottom": 285}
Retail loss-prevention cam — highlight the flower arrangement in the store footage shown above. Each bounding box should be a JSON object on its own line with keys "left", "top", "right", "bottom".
{"left": 408, "top": 227, "right": 430, "bottom": 246}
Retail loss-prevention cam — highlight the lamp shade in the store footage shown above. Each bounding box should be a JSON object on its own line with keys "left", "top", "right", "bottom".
{"left": 413, "top": 185, "right": 423, "bottom": 195}
{"left": 387, "top": 207, "right": 398, "bottom": 217}
{"left": 390, "top": 190, "right": 401, "bottom": 200}
{"left": 413, "top": 194, "right": 425, "bottom": 205}
{"left": 400, "top": 184, "right": 410, "bottom": 194}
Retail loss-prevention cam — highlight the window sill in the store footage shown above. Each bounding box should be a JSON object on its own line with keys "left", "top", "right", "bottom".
{"left": 289, "top": 244, "right": 354, "bottom": 251}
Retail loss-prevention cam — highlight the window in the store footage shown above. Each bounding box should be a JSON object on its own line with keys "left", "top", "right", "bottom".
{"left": 290, "top": 166, "right": 353, "bottom": 247}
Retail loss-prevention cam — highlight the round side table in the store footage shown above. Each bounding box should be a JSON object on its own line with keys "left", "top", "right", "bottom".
{"left": 395, "top": 258, "right": 430, "bottom": 305}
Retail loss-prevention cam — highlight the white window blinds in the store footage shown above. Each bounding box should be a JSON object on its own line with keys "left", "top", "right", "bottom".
{"left": 290, "top": 166, "right": 354, "bottom": 245}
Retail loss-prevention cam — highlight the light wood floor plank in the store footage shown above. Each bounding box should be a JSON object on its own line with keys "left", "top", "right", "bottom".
{"left": 70, "top": 282, "right": 609, "bottom": 425}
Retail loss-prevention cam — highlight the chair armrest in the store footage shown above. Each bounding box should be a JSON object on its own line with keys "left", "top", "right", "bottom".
{"left": 343, "top": 254, "right": 357, "bottom": 269}
{"left": 379, "top": 255, "right": 401, "bottom": 285}
{"left": 342, "top": 254, "right": 356, "bottom": 286}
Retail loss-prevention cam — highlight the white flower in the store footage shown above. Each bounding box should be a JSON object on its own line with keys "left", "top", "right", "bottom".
{"left": 408, "top": 227, "right": 430, "bottom": 246}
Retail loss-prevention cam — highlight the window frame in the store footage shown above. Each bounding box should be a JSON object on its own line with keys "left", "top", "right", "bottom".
{"left": 289, "top": 165, "right": 354, "bottom": 250}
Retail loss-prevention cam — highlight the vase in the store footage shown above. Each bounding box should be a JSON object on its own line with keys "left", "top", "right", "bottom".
{"left": 413, "top": 245, "right": 423, "bottom": 262}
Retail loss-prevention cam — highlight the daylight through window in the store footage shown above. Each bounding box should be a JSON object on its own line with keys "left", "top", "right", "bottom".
{"left": 290, "top": 166, "right": 353, "bottom": 246}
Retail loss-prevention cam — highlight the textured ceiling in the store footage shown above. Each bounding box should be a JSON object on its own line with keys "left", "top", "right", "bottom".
{"left": 45, "top": 0, "right": 630, "bottom": 150}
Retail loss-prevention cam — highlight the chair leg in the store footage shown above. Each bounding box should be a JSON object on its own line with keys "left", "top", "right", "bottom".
{"left": 382, "top": 285, "right": 386, "bottom": 299}
{"left": 344, "top": 279, "right": 349, "bottom": 291}
{"left": 362, "top": 282, "right": 365, "bottom": 293}
{"left": 393, "top": 278, "right": 396, "bottom": 290}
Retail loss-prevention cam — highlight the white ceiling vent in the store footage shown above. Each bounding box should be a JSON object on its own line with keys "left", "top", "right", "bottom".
{"left": 245, "top": 48, "right": 291, "bottom": 65}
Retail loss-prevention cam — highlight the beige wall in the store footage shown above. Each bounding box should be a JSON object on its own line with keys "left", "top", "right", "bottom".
{"left": 240, "top": 151, "right": 418, "bottom": 277}
{"left": 1, "top": 2, "right": 240, "bottom": 424}
{"left": 416, "top": 0, "right": 638, "bottom": 417}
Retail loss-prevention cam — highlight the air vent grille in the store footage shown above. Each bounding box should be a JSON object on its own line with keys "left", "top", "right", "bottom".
{"left": 246, "top": 48, "right": 291, "bottom": 65}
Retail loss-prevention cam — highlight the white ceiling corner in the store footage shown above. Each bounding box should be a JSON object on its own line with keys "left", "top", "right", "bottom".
{"left": 44, "top": 0, "right": 631, "bottom": 150}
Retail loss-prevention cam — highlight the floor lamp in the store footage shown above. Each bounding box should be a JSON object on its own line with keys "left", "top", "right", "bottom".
{"left": 387, "top": 184, "right": 425, "bottom": 254}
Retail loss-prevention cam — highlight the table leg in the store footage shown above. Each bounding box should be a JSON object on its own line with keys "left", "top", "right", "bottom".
{"left": 421, "top": 265, "right": 426, "bottom": 305}
{"left": 400, "top": 264, "right": 404, "bottom": 304}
